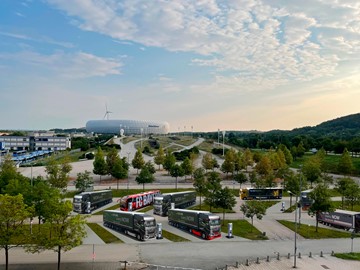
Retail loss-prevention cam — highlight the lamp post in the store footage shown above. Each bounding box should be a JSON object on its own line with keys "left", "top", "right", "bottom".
{"left": 126, "top": 152, "right": 130, "bottom": 192}
{"left": 293, "top": 197, "right": 298, "bottom": 268}
{"left": 140, "top": 128, "right": 143, "bottom": 150}
{"left": 222, "top": 130, "right": 226, "bottom": 156}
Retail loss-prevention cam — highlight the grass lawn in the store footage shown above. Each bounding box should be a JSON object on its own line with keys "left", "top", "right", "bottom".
{"left": 189, "top": 204, "right": 235, "bottom": 213}
{"left": 331, "top": 201, "right": 360, "bottom": 212}
{"left": 93, "top": 204, "right": 120, "bottom": 215}
{"left": 277, "top": 220, "right": 356, "bottom": 239}
{"left": 221, "top": 219, "right": 268, "bottom": 240}
{"left": 86, "top": 223, "right": 123, "bottom": 243}
{"left": 197, "top": 140, "right": 216, "bottom": 153}
{"left": 334, "top": 252, "right": 360, "bottom": 261}
{"left": 161, "top": 230, "right": 191, "bottom": 242}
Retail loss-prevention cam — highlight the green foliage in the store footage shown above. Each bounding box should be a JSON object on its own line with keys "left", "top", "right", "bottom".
{"left": 169, "top": 164, "right": 185, "bottom": 190}
{"left": 221, "top": 149, "right": 236, "bottom": 175}
{"left": 154, "top": 146, "right": 165, "bottom": 170}
{"left": 240, "top": 201, "right": 267, "bottom": 226}
{"left": 338, "top": 148, "right": 354, "bottom": 175}
{"left": 193, "top": 168, "right": 206, "bottom": 209}
{"left": 86, "top": 223, "right": 123, "bottom": 243}
{"left": 0, "top": 154, "right": 23, "bottom": 194}
{"left": 135, "top": 165, "right": 155, "bottom": 191}
{"left": 234, "top": 172, "right": 248, "bottom": 188}
{"left": 213, "top": 187, "right": 236, "bottom": 223}
{"left": 181, "top": 157, "right": 194, "bottom": 179}
{"left": 132, "top": 148, "right": 145, "bottom": 174}
{"left": 74, "top": 170, "right": 93, "bottom": 192}
{"left": 163, "top": 150, "right": 176, "bottom": 174}
{"left": 173, "top": 146, "right": 199, "bottom": 161}
{"left": 334, "top": 253, "right": 360, "bottom": 261}
{"left": 45, "top": 155, "right": 72, "bottom": 190}
{"left": 308, "top": 183, "right": 334, "bottom": 232}
{"left": 93, "top": 147, "right": 108, "bottom": 180}
{"left": 201, "top": 152, "right": 217, "bottom": 171}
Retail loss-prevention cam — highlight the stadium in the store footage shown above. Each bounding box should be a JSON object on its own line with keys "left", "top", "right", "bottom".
{"left": 85, "top": 120, "right": 170, "bottom": 135}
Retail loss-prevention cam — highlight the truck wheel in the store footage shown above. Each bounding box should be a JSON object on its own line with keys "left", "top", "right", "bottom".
{"left": 136, "top": 234, "right": 141, "bottom": 241}
{"left": 202, "top": 233, "right": 206, "bottom": 239}
{"left": 124, "top": 230, "right": 128, "bottom": 235}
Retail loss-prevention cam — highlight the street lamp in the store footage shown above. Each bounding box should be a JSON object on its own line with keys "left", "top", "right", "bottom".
{"left": 293, "top": 199, "right": 298, "bottom": 268}
{"left": 222, "top": 130, "right": 226, "bottom": 156}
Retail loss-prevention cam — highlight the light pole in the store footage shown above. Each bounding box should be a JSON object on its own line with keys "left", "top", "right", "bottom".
{"left": 293, "top": 197, "right": 298, "bottom": 268}
{"left": 140, "top": 128, "right": 143, "bottom": 150}
{"left": 222, "top": 130, "right": 226, "bottom": 156}
{"left": 217, "top": 129, "right": 220, "bottom": 145}
{"left": 126, "top": 152, "right": 130, "bottom": 192}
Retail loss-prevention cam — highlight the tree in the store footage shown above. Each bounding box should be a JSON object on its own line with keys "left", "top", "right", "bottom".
{"left": 221, "top": 149, "right": 236, "bottom": 177}
{"left": 255, "top": 155, "right": 272, "bottom": 178}
{"left": 240, "top": 201, "right": 267, "bottom": 227}
{"left": 278, "top": 144, "right": 293, "bottom": 165}
{"left": 344, "top": 180, "right": 360, "bottom": 210}
{"left": 297, "top": 141, "right": 306, "bottom": 157}
{"left": 241, "top": 148, "right": 253, "bottom": 172}
{"left": 74, "top": 170, "right": 93, "bottom": 192}
{"left": 163, "top": 150, "right": 176, "bottom": 175}
{"left": 45, "top": 155, "right": 72, "bottom": 190}
{"left": 201, "top": 152, "right": 216, "bottom": 171}
{"left": 214, "top": 187, "right": 236, "bottom": 225}
{"left": 93, "top": 147, "right": 108, "bottom": 182}
{"left": 204, "top": 172, "right": 222, "bottom": 212}
{"left": 181, "top": 157, "right": 194, "bottom": 180}
{"left": 154, "top": 146, "right": 165, "bottom": 170}
{"left": 132, "top": 148, "right": 145, "bottom": 174}
{"left": 28, "top": 200, "right": 87, "bottom": 270}
{"left": 0, "top": 154, "right": 21, "bottom": 194}
{"left": 335, "top": 177, "right": 353, "bottom": 209}
{"left": 106, "top": 147, "right": 119, "bottom": 175}
{"left": 170, "top": 164, "right": 185, "bottom": 190}
{"left": 302, "top": 156, "right": 322, "bottom": 187}
{"left": 285, "top": 171, "right": 301, "bottom": 207}
{"left": 110, "top": 156, "right": 129, "bottom": 189}
{"left": 0, "top": 194, "right": 33, "bottom": 270}
{"left": 338, "top": 148, "right": 354, "bottom": 175}
{"left": 135, "top": 166, "right": 155, "bottom": 191}
{"left": 193, "top": 168, "right": 206, "bottom": 209}
{"left": 308, "top": 183, "right": 333, "bottom": 232}
{"left": 234, "top": 172, "right": 247, "bottom": 188}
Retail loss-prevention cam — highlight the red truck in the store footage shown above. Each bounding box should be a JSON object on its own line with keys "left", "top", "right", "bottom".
{"left": 119, "top": 190, "right": 160, "bottom": 211}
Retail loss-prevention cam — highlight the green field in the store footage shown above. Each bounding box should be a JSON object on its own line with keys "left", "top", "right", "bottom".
{"left": 277, "top": 220, "right": 357, "bottom": 239}
{"left": 86, "top": 223, "right": 123, "bottom": 243}
{"left": 221, "top": 219, "right": 268, "bottom": 240}
{"left": 161, "top": 230, "right": 191, "bottom": 242}
{"left": 334, "top": 252, "right": 360, "bottom": 261}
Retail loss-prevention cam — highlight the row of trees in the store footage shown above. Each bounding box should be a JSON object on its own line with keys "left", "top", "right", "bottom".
{"left": 0, "top": 155, "right": 87, "bottom": 270}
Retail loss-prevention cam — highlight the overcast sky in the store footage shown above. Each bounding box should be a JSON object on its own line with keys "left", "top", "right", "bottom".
{"left": 1, "top": 0, "right": 359, "bottom": 132}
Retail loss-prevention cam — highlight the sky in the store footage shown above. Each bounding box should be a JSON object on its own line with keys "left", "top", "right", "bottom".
{"left": 0, "top": 0, "right": 359, "bottom": 133}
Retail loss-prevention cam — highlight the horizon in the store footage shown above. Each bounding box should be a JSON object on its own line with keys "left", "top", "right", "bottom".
{"left": 1, "top": 1, "right": 359, "bottom": 132}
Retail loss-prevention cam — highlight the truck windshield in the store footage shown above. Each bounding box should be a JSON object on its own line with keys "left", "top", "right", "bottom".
{"left": 154, "top": 198, "right": 162, "bottom": 205}
{"left": 73, "top": 197, "right": 82, "bottom": 203}
{"left": 145, "top": 220, "right": 156, "bottom": 226}
{"left": 209, "top": 219, "right": 220, "bottom": 226}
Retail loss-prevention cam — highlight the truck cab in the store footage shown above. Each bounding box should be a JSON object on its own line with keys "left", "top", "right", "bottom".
{"left": 73, "top": 194, "right": 89, "bottom": 213}
{"left": 153, "top": 196, "right": 168, "bottom": 216}
{"left": 141, "top": 216, "right": 157, "bottom": 240}
{"left": 206, "top": 215, "right": 222, "bottom": 239}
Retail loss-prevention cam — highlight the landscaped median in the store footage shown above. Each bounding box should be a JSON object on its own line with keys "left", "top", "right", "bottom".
{"left": 277, "top": 220, "right": 359, "bottom": 239}
{"left": 87, "top": 223, "right": 123, "bottom": 243}
{"left": 221, "top": 220, "right": 268, "bottom": 240}
{"left": 334, "top": 252, "right": 360, "bottom": 261}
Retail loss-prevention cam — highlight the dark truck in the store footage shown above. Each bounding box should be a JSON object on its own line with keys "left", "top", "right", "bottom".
{"left": 73, "top": 190, "right": 112, "bottom": 214}
{"left": 153, "top": 191, "right": 196, "bottom": 216}
{"left": 103, "top": 210, "right": 157, "bottom": 241}
{"left": 318, "top": 209, "right": 360, "bottom": 232}
{"left": 168, "top": 209, "right": 221, "bottom": 240}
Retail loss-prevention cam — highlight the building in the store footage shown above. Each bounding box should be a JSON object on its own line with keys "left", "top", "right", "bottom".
{"left": 0, "top": 132, "right": 71, "bottom": 152}
{"left": 85, "top": 119, "right": 170, "bottom": 135}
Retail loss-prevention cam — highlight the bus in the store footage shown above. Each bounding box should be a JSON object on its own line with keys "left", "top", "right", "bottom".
{"left": 119, "top": 190, "right": 161, "bottom": 211}
{"left": 240, "top": 187, "right": 282, "bottom": 200}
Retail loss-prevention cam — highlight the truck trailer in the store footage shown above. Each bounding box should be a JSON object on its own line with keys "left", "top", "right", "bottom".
{"left": 103, "top": 210, "right": 157, "bottom": 241}
{"left": 318, "top": 209, "right": 360, "bottom": 232}
{"left": 73, "top": 190, "right": 112, "bottom": 214}
{"left": 153, "top": 191, "right": 196, "bottom": 216}
{"left": 168, "top": 209, "right": 221, "bottom": 240}
{"left": 119, "top": 190, "right": 160, "bottom": 211}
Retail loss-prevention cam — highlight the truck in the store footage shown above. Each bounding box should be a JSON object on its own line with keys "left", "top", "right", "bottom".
{"left": 103, "top": 210, "right": 157, "bottom": 241}
{"left": 73, "top": 190, "right": 112, "bottom": 214}
{"left": 168, "top": 209, "right": 221, "bottom": 240}
{"left": 153, "top": 191, "right": 196, "bottom": 216}
{"left": 318, "top": 209, "right": 360, "bottom": 232}
{"left": 240, "top": 188, "right": 282, "bottom": 200}
{"left": 119, "top": 190, "right": 160, "bottom": 211}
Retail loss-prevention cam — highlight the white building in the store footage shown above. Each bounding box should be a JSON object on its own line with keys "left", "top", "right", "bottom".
{"left": 0, "top": 133, "right": 71, "bottom": 151}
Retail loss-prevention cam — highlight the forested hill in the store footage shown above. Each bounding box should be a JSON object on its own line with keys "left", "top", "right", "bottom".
{"left": 289, "top": 113, "right": 360, "bottom": 138}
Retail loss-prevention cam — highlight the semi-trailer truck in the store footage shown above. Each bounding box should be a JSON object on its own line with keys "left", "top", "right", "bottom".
{"left": 73, "top": 190, "right": 112, "bottom": 214}
{"left": 318, "top": 209, "right": 360, "bottom": 232}
{"left": 119, "top": 190, "right": 160, "bottom": 211}
{"left": 103, "top": 210, "right": 157, "bottom": 241}
{"left": 153, "top": 191, "right": 196, "bottom": 216}
{"left": 168, "top": 209, "right": 221, "bottom": 240}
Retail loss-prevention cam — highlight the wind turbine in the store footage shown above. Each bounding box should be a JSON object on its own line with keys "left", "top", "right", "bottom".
{"left": 103, "top": 104, "right": 112, "bottom": 120}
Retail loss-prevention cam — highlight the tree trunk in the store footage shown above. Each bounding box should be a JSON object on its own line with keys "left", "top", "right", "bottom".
{"left": 223, "top": 209, "right": 225, "bottom": 225}
{"left": 5, "top": 245, "right": 9, "bottom": 270}
{"left": 199, "top": 196, "right": 202, "bottom": 210}
{"left": 315, "top": 213, "right": 319, "bottom": 232}
{"left": 290, "top": 194, "right": 293, "bottom": 207}
{"left": 175, "top": 177, "right": 178, "bottom": 190}
{"left": 143, "top": 183, "right": 145, "bottom": 191}
{"left": 57, "top": 245, "right": 61, "bottom": 270}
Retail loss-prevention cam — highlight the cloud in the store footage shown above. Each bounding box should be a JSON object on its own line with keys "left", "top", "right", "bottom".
{"left": 44, "top": 0, "right": 360, "bottom": 92}
{"left": 0, "top": 51, "right": 122, "bottom": 78}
